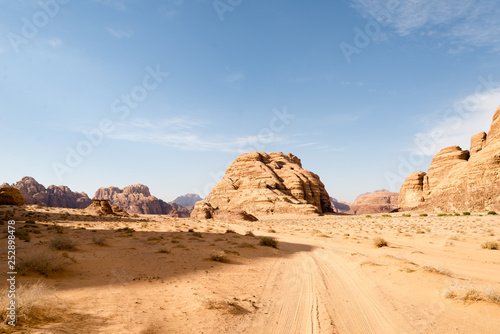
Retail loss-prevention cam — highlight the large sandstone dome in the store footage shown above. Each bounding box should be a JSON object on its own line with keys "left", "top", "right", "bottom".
{"left": 399, "top": 105, "right": 500, "bottom": 211}
{"left": 191, "top": 152, "right": 333, "bottom": 219}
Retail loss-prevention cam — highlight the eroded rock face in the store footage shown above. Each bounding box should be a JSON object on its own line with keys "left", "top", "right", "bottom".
{"left": 191, "top": 152, "right": 333, "bottom": 219}
{"left": 347, "top": 190, "right": 399, "bottom": 215}
{"left": 85, "top": 199, "right": 115, "bottom": 216}
{"left": 0, "top": 187, "right": 26, "bottom": 205}
{"left": 330, "top": 197, "right": 351, "bottom": 213}
{"left": 4, "top": 177, "right": 91, "bottom": 208}
{"left": 399, "top": 106, "right": 500, "bottom": 211}
{"left": 94, "top": 185, "right": 189, "bottom": 217}
{"left": 172, "top": 194, "right": 203, "bottom": 209}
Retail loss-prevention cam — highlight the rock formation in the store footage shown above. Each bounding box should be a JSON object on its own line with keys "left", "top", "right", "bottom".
{"left": 0, "top": 187, "right": 26, "bottom": 206}
{"left": 399, "top": 105, "right": 500, "bottom": 211}
{"left": 191, "top": 152, "right": 333, "bottom": 219}
{"left": 171, "top": 193, "right": 203, "bottom": 210}
{"left": 94, "top": 185, "right": 189, "bottom": 217}
{"left": 85, "top": 199, "right": 115, "bottom": 216}
{"left": 347, "top": 190, "right": 399, "bottom": 214}
{"left": 330, "top": 197, "right": 351, "bottom": 213}
{"left": 3, "top": 177, "right": 91, "bottom": 208}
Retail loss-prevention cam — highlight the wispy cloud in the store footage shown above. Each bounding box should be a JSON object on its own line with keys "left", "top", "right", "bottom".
{"left": 350, "top": 0, "right": 500, "bottom": 53}
{"left": 341, "top": 81, "right": 366, "bottom": 87}
{"left": 94, "top": 0, "right": 126, "bottom": 10}
{"left": 108, "top": 117, "right": 290, "bottom": 153}
{"left": 106, "top": 27, "right": 132, "bottom": 39}
{"left": 47, "top": 39, "right": 63, "bottom": 48}
{"left": 222, "top": 71, "right": 245, "bottom": 84}
{"left": 412, "top": 87, "right": 500, "bottom": 156}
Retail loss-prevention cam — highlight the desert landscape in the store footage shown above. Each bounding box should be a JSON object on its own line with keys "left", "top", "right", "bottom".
{"left": 0, "top": 205, "right": 499, "bottom": 333}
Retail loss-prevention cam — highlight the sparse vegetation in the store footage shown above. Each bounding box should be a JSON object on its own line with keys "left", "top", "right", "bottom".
{"left": 92, "top": 236, "right": 107, "bottom": 246}
{"left": 487, "top": 211, "right": 497, "bottom": 215}
{"left": 49, "top": 237, "right": 76, "bottom": 251}
{"left": 245, "top": 230, "right": 255, "bottom": 237}
{"left": 481, "top": 241, "right": 499, "bottom": 250}
{"left": 0, "top": 281, "right": 61, "bottom": 326}
{"left": 402, "top": 214, "right": 411, "bottom": 217}
{"left": 365, "top": 215, "right": 372, "bottom": 218}
{"left": 382, "top": 214, "right": 391, "bottom": 217}
{"left": 16, "top": 229, "right": 31, "bottom": 242}
{"left": 463, "top": 212, "right": 471, "bottom": 216}
{"left": 116, "top": 227, "right": 135, "bottom": 234}
{"left": 445, "top": 283, "right": 500, "bottom": 305}
{"left": 210, "top": 250, "right": 230, "bottom": 263}
{"left": 16, "top": 249, "right": 68, "bottom": 276}
{"left": 438, "top": 213, "right": 448, "bottom": 217}
{"left": 225, "top": 229, "right": 236, "bottom": 234}
{"left": 259, "top": 236, "right": 279, "bottom": 248}
{"left": 419, "top": 213, "right": 428, "bottom": 217}
{"left": 373, "top": 237, "right": 388, "bottom": 248}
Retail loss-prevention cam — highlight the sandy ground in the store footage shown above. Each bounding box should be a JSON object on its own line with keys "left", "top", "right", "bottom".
{"left": 1, "top": 205, "right": 499, "bottom": 333}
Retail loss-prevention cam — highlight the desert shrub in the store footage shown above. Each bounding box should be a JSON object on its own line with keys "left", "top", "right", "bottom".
{"left": 463, "top": 212, "right": 471, "bottom": 216}
{"left": 225, "top": 229, "right": 236, "bottom": 234}
{"left": 238, "top": 242, "right": 256, "bottom": 248}
{"left": 210, "top": 250, "right": 229, "bottom": 263}
{"left": 245, "top": 230, "right": 255, "bottom": 237}
{"left": 402, "top": 214, "right": 411, "bottom": 217}
{"left": 454, "top": 213, "right": 461, "bottom": 216}
{"left": 259, "top": 237, "right": 278, "bottom": 248}
{"left": 92, "top": 237, "right": 107, "bottom": 246}
{"left": 438, "top": 213, "right": 448, "bottom": 217}
{"left": 16, "top": 229, "right": 31, "bottom": 242}
{"left": 191, "top": 232, "right": 203, "bottom": 238}
{"left": 419, "top": 213, "right": 428, "bottom": 217}
{"left": 156, "top": 248, "right": 171, "bottom": 254}
{"left": 382, "top": 214, "right": 391, "bottom": 217}
{"left": 49, "top": 237, "right": 76, "bottom": 251}
{"left": 0, "top": 281, "right": 61, "bottom": 326}
{"left": 16, "top": 249, "right": 68, "bottom": 277}
{"left": 481, "top": 241, "right": 499, "bottom": 250}
{"left": 487, "top": 211, "right": 497, "bottom": 215}
{"left": 445, "top": 283, "right": 500, "bottom": 305}
{"left": 267, "top": 228, "right": 277, "bottom": 233}
{"left": 116, "top": 227, "right": 135, "bottom": 234}
{"left": 365, "top": 215, "right": 372, "bottom": 218}
{"left": 188, "top": 228, "right": 195, "bottom": 232}
{"left": 373, "top": 237, "right": 388, "bottom": 248}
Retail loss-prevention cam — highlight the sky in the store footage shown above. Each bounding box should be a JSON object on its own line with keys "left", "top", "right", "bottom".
{"left": 1, "top": 0, "right": 499, "bottom": 203}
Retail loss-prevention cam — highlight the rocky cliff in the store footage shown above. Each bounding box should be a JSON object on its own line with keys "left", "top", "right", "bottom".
{"left": 399, "top": 105, "right": 500, "bottom": 211}
{"left": 191, "top": 152, "right": 333, "bottom": 219}
{"left": 94, "top": 185, "right": 189, "bottom": 217}
{"left": 347, "top": 190, "right": 399, "bottom": 214}
{"left": 2, "top": 177, "right": 92, "bottom": 209}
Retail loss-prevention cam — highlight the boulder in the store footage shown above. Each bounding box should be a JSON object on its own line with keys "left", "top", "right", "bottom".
{"left": 0, "top": 187, "right": 26, "bottom": 206}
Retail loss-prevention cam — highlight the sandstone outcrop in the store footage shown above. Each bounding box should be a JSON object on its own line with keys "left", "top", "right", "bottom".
{"left": 0, "top": 187, "right": 26, "bottom": 206}
{"left": 85, "top": 199, "right": 115, "bottom": 216}
{"left": 171, "top": 193, "right": 203, "bottom": 210}
{"left": 330, "top": 197, "right": 351, "bottom": 213}
{"left": 399, "top": 105, "right": 500, "bottom": 211}
{"left": 347, "top": 190, "right": 399, "bottom": 214}
{"left": 94, "top": 185, "right": 189, "bottom": 217}
{"left": 3, "top": 177, "right": 92, "bottom": 208}
{"left": 191, "top": 152, "right": 333, "bottom": 219}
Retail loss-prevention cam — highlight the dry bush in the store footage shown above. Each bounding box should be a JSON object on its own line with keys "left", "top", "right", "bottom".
{"left": 49, "top": 237, "right": 76, "bottom": 251}
{"left": 202, "top": 298, "right": 248, "bottom": 314}
{"left": 444, "top": 283, "right": 500, "bottom": 305}
{"left": 245, "top": 230, "right": 255, "bottom": 237}
{"left": 259, "top": 237, "right": 279, "bottom": 248}
{"left": 422, "top": 265, "right": 452, "bottom": 277}
{"left": 481, "top": 241, "right": 499, "bottom": 250}
{"left": 16, "top": 249, "right": 69, "bottom": 277}
{"left": 238, "top": 242, "right": 256, "bottom": 249}
{"left": 373, "top": 237, "right": 388, "bottom": 248}
{"left": 92, "top": 236, "right": 107, "bottom": 246}
{"left": 210, "top": 250, "right": 229, "bottom": 263}
{"left": 0, "top": 281, "right": 62, "bottom": 327}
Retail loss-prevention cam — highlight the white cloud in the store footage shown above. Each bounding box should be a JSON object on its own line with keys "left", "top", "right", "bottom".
{"left": 341, "top": 81, "right": 366, "bottom": 87}
{"left": 350, "top": 0, "right": 500, "bottom": 53}
{"left": 47, "top": 39, "right": 63, "bottom": 48}
{"left": 412, "top": 86, "right": 500, "bottom": 156}
{"left": 94, "top": 0, "right": 126, "bottom": 10}
{"left": 106, "top": 27, "right": 132, "bottom": 39}
{"left": 222, "top": 72, "right": 245, "bottom": 84}
{"left": 108, "top": 117, "right": 289, "bottom": 153}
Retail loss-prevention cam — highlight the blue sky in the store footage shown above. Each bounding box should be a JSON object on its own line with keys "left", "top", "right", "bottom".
{"left": 1, "top": 0, "right": 499, "bottom": 203}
